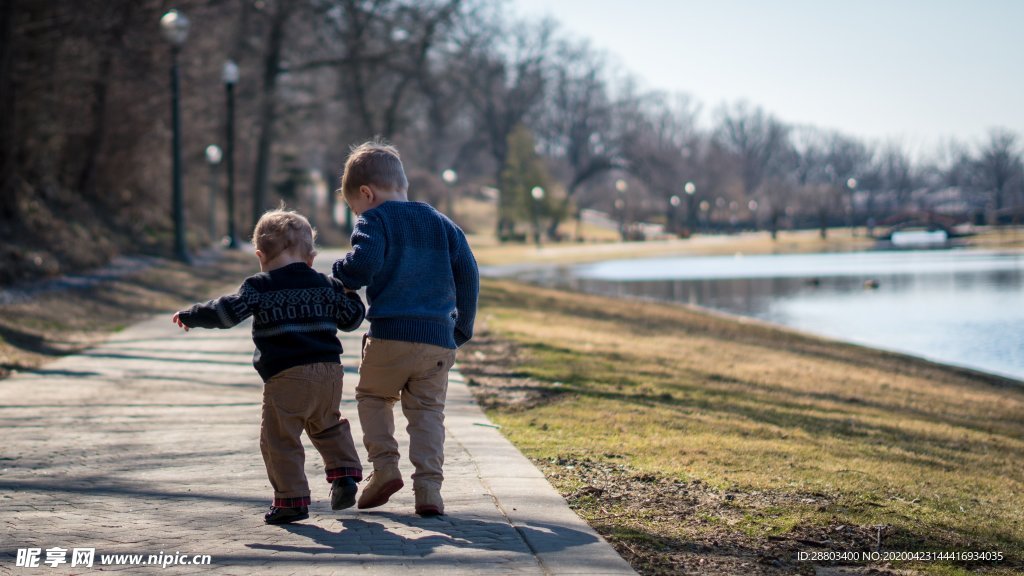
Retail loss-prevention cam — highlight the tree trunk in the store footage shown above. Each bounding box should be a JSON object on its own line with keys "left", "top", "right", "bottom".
{"left": 76, "top": 2, "right": 140, "bottom": 202}
{"left": 545, "top": 158, "right": 615, "bottom": 240}
{"left": 251, "top": 1, "right": 292, "bottom": 228}
{"left": 546, "top": 182, "right": 578, "bottom": 240}
{"left": 547, "top": 198, "right": 570, "bottom": 240}
{"left": 76, "top": 55, "right": 110, "bottom": 200}
{"left": 0, "top": 0, "right": 16, "bottom": 219}
{"left": 339, "top": 0, "right": 375, "bottom": 137}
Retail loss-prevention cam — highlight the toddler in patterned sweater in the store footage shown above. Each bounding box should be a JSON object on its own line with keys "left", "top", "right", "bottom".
{"left": 172, "top": 209, "right": 366, "bottom": 525}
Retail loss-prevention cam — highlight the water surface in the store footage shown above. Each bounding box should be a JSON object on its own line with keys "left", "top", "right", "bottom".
{"left": 509, "top": 250, "right": 1024, "bottom": 382}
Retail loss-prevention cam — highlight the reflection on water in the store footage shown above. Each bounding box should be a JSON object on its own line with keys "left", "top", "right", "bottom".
{"left": 515, "top": 250, "right": 1024, "bottom": 382}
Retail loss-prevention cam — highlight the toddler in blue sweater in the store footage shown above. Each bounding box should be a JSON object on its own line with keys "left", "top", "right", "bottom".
{"left": 333, "top": 140, "right": 479, "bottom": 516}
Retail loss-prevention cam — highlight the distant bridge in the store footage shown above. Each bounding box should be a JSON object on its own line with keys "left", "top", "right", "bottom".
{"left": 873, "top": 211, "right": 966, "bottom": 240}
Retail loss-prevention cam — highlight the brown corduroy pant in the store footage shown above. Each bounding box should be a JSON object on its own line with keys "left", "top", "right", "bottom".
{"left": 260, "top": 362, "right": 362, "bottom": 502}
{"left": 356, "top": 336, "right": 457, "bottom": 489}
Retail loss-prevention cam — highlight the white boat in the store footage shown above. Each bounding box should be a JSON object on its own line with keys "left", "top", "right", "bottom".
{"left": 891, "top": 229, "right": 949, "bottom": 247}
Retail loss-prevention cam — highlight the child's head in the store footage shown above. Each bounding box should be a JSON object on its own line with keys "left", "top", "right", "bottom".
{"left": 251, "top": 208, "right": 317, "bottom": 269}
{"left": 339, "top": 140, "right": 408, "bottom": 214}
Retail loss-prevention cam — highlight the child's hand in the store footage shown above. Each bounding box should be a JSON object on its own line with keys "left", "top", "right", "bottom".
{"left": 171, "top": 312, "right": 190, "bottom": 332}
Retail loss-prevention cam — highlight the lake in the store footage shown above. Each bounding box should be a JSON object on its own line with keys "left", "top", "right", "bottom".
{"left": 496, "top": 249, "right": 1024, "bottom": 382}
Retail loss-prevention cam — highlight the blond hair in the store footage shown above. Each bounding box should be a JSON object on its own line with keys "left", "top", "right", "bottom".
{"left": 339, "top": 139, "right": 408, "bottom": 198}
{"left": 251, "top": 208, "right": 317, "bottom": 261}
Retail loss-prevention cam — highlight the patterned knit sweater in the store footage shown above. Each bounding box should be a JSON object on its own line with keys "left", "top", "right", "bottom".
{"left": 176, "top": 262, "right": 366, "bottom": 381}
{"left": 332, "top": 201, "right": 479, "bottom": 349}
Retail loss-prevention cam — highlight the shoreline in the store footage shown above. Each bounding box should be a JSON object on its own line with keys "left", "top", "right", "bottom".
{"left": 478, "top": 239, "right": 1024, "bottom": 387}
{"left": 469, "top": 227, "right": 1024, "bottom": 268}
{"left": 506, "top": 275, "right": 1024, "bottom": 388}
{"left": 481, "top": 268, "right": 1024, "bottom": 385}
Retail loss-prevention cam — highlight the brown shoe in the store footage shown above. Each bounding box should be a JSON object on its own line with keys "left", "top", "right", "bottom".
{"left": 356, "top": 466, "right": 404, "bottom": 509}
{"left": 414, "top": 485, "right": 444, "bottom": 516}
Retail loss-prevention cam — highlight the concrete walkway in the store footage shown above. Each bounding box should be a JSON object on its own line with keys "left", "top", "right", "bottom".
{"left": 0, "top": 266, "right": 635, "bottom": 574}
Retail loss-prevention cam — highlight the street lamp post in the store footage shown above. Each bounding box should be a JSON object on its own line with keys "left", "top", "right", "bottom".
{"left": 669, "top": 195, "right": 680, "bottom": 236}
{"left": 530, "top": 186, "right": 544, "bottom": 248}
{"left": 160, "top": 9, "right": 191, "bottom": 263}
{"left": 442, "top": 169, "right": 457, "bottom": 218}
{"left": 846, "top": 177, "right": 858, "bottom": 237}
{"left": 223, "top": 60, "right": 240, "bottom": 248}
{"left": 205, "top": 145, "right": 222, "bottom": 243}
{"left": 684, "top": 181, "right": 696, "bottom": 234}
{"left": 615, "top": 179, "right": 628, "bottom": 240}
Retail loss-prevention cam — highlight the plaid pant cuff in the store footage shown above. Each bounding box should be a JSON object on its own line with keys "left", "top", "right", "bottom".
{"left": 325, "top": 467, "right": 363, "bottom": 482}
{"left": 273, "top": 496, "right": 311, "bottom": 508}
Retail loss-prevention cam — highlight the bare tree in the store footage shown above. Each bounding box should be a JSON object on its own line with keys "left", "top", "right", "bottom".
{"left": 74, "top": 2, "right": 142, "bottom": 201}
{"left": 715, "top": 102, "right": 789, "bottom": 198}
{"left": 535, "top": 38, "right": 620, "bottom": 238}
{"left": 456, "top": 15, "right": 553, "bottom": 238}
{"left": 0, "top": 0, "right": 15, "bottom": 221}
{"left": 406, "top": 0, "right": 487, "bottom": 194}
{"left": 1, "top": 0, "right": 189, "bottom": 281}
{"left": 791, "top": 127, "right": 831, "bottom": 237}
{"left": 975, "top": 129, "right": 1022, "bottom": 220}
{"left": 918, "top": 142, "right": 973, "bottom": 220}
{"left": 9, "top": 0, "right": 1021, "bottom": 288}
{"left": 688, "top": 138, "right": 739, "bottom": 232}
{"left": 715, "top": 102, "right": 790, "bottom": 238}
{"left": 275, "top": 0, "right": 471, "bottom": 229}
{"left": 250, "top": 0, "right": 296, "bottom": 228}
{"left": 295, "top": 0, "right": 463, "bottom": 139}
{"left": 876, "top": 142, "right": 917, "bottom": 214}
{"left": 792, "top": 127, "right": 868, "bottom": 237}
{"left": 620, "top": 93, "right": 701, "bottom": 236}
{"left": 934, "top": 139, "right": 973, "bottom": 190}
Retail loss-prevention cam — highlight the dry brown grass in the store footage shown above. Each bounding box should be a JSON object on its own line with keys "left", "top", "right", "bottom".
{"left": 460, "top": 277, "right": 1024, "bottom": 575}
{"left": 469, "top": 226, "right": 1024, "bottom": 268}
{"left": 964, "top": 226, "right": 1024, "bottom": 250}
{"left": 0, "top": 250, "right": 256, "bottom": 379}
{"left": 470, "top": 229, "right": 878, "bottom": 267}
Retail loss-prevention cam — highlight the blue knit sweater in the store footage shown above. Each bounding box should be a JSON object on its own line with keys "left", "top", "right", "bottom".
{"left": 332, "top": 201, "right": 479, "bottom": 349}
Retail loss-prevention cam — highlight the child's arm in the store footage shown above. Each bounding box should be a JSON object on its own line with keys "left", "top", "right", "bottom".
{"left": 332, "top": 281, "right": 367, "bottom": 332}
{"left": 172, "top": 281, "right": 256, "bottom": 331}
{"left": 451, "top": 232, "right": 480, "bottom": 347}
{"left": 332, "top": 214, "right": 385, "bottom": 290}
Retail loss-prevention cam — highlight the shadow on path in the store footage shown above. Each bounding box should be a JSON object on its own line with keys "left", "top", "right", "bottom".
{"left": 245, "top": 513, "right": 597, "bottom": 558}
{"left": 79, "top": 351, "right": 252, "bottom": 367}
{"left": 0, "top": 478, "right": 267, "bottom": 506}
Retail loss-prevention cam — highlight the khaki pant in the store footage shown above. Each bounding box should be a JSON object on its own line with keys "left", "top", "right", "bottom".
{"left": 356, "top": 336, "right": 456, "bottom": 489}
{"left": 260, "top": 362, "right": 362, "bottom": 502}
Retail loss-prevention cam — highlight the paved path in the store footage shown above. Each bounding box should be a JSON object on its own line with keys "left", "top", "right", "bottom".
{"left": 0, "top": 262, "right": 635, "bottom": 574}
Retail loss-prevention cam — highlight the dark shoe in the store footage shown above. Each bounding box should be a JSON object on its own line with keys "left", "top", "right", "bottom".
{"left": 330, "top": 477, "right": 359, "bottom": 510}
{"left": 264, "top": 505, "right": 309, "bottom": 525}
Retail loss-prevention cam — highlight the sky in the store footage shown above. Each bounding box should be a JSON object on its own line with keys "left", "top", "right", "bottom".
{"left": 511, "top": 0, "right": 1024, "bottom": 155}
